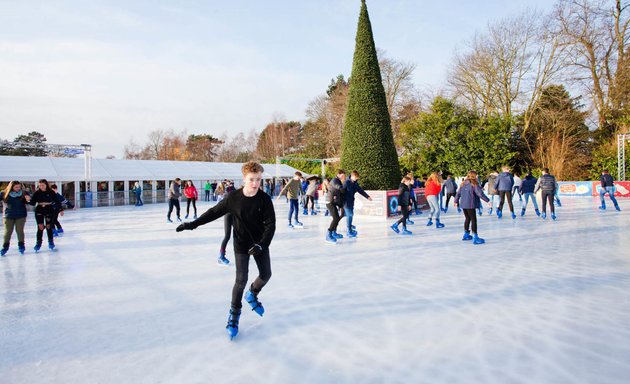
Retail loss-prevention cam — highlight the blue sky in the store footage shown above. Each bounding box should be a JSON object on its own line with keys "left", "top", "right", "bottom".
{"left": 0, "top": 0, "right": 555, "bottom": 158}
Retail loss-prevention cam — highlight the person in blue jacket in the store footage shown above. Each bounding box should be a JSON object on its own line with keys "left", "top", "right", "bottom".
{"left": 50, "top": 184, "right": 74, "bottom": 236}
{"left": 390, "top": 175, "right": 413, "bottom": 235}
{"left": 519, "top": 172, "right": 540, "bottom": 216}
{"left": 455, "top": 171, "right": 490, "bottom": 245}
{"left": 598, "top": 169, "right": 621, "bottom": 211}
{"left": 343, "top": 170, "right": 372, "bottom": 238}
{"left": 494, "top": 166, "right": 516, "bottom": 219}
{"left": 2, "top": 181, "right": 31, "bottom": 256}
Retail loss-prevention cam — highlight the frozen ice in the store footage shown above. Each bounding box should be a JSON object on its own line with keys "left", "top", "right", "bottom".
{"left": 1, "top": 197, "right": 630, "bottom": 383}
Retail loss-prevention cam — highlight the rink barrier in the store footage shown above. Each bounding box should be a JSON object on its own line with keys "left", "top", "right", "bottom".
{"left": 589, "top": 181, "right": 630, "bottom": 197}
{"left": 352, "top": 188, "right": 430, "bottom": 218}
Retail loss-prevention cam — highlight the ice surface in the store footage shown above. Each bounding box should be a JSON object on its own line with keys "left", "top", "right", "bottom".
{"left": 1, "top": 198, "right": 630, "bottom": 384}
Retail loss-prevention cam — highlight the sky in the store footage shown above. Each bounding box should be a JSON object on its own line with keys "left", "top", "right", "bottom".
{"left": 0, "top": 0, "right": 556, "bottom": 158}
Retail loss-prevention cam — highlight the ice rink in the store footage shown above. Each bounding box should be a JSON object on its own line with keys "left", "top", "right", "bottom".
{"left": 2, "top": 197, "right": 630, "bottom": 384}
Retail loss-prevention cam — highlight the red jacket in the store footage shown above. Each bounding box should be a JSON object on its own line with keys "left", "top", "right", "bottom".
{"left": 184, "top": 186, "right": 198, "bottom": 199}
{"left": 424, "top": 180, "right": 441, "bottom": 196}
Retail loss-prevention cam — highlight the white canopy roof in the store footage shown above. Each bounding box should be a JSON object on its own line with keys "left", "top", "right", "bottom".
{"left": 0, "top": 156, "right": 304, "bottom": 182}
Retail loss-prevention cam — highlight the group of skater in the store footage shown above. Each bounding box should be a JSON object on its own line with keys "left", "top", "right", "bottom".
{"left": 1, "top": 179, "right": 73, "bottom": 256}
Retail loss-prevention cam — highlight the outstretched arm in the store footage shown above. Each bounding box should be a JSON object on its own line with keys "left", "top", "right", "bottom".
{"left": 177, "top": 197, "right": 228, "bottom": 231}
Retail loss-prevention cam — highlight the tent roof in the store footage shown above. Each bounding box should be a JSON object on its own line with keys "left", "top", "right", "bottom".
{"left": 0, "top": 156, "right": 305, "bottom": 182}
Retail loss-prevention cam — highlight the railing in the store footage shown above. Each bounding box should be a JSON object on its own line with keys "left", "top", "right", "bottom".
{"left": 75, "top": 190, "right": 168, "bottom": 208}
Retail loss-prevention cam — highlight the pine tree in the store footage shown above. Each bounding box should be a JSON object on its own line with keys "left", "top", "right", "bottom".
{"left": 340, "top": 0, "right": 401, "bottom": 190}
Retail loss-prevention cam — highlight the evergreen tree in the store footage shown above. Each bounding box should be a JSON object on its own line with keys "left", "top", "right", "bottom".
{"left": 340, "top": 0, "right": 400, "bottom": 190}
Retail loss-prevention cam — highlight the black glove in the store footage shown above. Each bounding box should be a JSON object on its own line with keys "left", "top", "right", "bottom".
{"left": 248, "top": 244, "right": 263, "bottom": 256}
{"left": 176, "top": 222, "right": 196, "bottom": 232}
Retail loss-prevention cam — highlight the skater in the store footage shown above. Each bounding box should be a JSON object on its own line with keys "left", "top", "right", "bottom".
{"left": 321, "top": 178, "right": 331, "bottom": 216}
{"left": 167, "top": 178, "right": 182, "bottom": 223}
{"left": 425, "top": 172, "right": 445, "bottom": 228}
{"left": 519, "top": 172, "right": 540, "bottom": 216}
{"left": 218, "top": 213, "right": 233, "bottom": 265}
{"left": 512, "top": 173, "right": 523, "bottom": 202}
{"left": 50, "top": 184, "right": 73, "bottom": 236}
{"left": 1, "top": 181, "right": 30, "bottom": 256}
{"left": 300, "top": 178, "right": 309, "bottom": 215}
{"left": 304, "top": 178, "right": 318, "bottom": 215}
{"left": 599, "top": 169, "right": 621, "bottom": 211}
{"left": 184, "top": 180, "right": 198, "bottom": 219}
{"left": 132, "top": 181, "right": 143, "bottom": 206}
{"left": 28, "top": 179, "right": 61, "bottom": 251}
{"left": 325, "top": 170, "right": 347, "bottom": 243}
{"left": 442, "top": 175, "right": 457, "bottom": 213}
{"left": 534, "top": 168, "right": 557, "bottom": 220}
{"left": 215, "top": 181, "right": 225, "bottom": 202}
{"left": 278, "top": 171, "right": 303, "bottom": 228}
{"left": 343, "top": 171, "right": 372, "bottom": 238}
{"left": 204, "top": 181, "right": 212, "bottom": 202}
{"left": 176, "top": 161, "right": 275, "bottom": 340}
{"left": 482, "top": 171, "right": 499, "bottom": 215}
{"left": 454, "top": 171, "right": 491, "bottom": 245}
{"left": 494, "top": 166, "right": 516, "bottom": 219}
{"left": 390, "top": 175, "right": 413, "bottom": 235}
{"left": 408, "top": 173, "right": 419, "bottom": 216}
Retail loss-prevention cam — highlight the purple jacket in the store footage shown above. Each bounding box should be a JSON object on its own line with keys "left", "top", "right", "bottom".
{"left": 455, "top": 180, "right": 489, "bottom": 209}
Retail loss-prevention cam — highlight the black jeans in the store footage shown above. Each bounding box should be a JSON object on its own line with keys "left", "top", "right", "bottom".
{"left": 396, "top": 205, "right": 409, "bottom": 228}
{"left": 541, "top": 190, "right": 555, "bottom": 214}
{"left": 232, "top": 249, "right": 272, "bottom": 310}
{"left": 444, "top": 193, "right": 455, "bottom": 208}
{"left": 35, "top": 210, "right": 54, "bottom": 244}
{"left": 221, "top": 214, "right": 233, "bottom": 252}
{"left": 306, "top": 196, "right": 315, "bottom": 210}
{"left": 167, "top": 198, "right": 180, "bottom": 219}
{"left": 497, "top": 190, "right": 514, "bottom": 212}
{"left": 463, "top": 208, "right": 478, "bottom": 234}
{"left": 327, "top": 203, "right": 343, "bottom": 232}
{"left": 186, "top": 198, "right": 197, "bottom": 216}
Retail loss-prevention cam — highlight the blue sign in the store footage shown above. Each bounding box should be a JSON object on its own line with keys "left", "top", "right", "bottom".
{"left": 64, "top": 149, "right": 84, "bottom": 155}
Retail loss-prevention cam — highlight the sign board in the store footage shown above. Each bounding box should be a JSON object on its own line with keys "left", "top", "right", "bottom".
{"left": 557, "top": 182, "right": 592, "bottom": 196}
{"left": 591, "top": 181, "right": 630, "bottom": 197}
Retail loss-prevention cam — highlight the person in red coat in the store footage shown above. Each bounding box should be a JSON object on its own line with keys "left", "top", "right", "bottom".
{"left": 183, "top": 180, "right": 198, "bottom": 219}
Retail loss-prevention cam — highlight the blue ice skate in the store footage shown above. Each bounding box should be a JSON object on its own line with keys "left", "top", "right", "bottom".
{"left": 401, "top": 228, "right": 412, "bottom": 235}
{"left": 462, "top": 231, "right": 473, "bottom": 241}
{"left": 325, "top": 231, "right": 337, "bottom": 244}
{"left": 435, "top": 219, "right": 445, "bottom": 228}
{"left": 217, "top": 253, "right": 230, "bottom": 266}
{"left": 245, "top": 290, "right": 264, "bottom": 316}
{"left": 294, "top": 221, "right": 304, "bottom": 228}
{"left": 18, "top": 243, "right": 25, "bottom": 254}
{"left": 541, "top": 212, "right": 547, "bottom": 219}
{"left": 48, "top": 242, "right": 55, "bottom": 251}
{"left": 520, "top": 208, "right": 526, "bottom": 217}
{"left": 551, "top": 213, "right": 557, "bottom": 220}
{"left": 34, "top": 243, "right": 41, "bottom": 252}
{"left": 615, "top": 205, "right": 621, "bottom": 211}
{"left": 426, "top": 219, "right": 433, "bottom": 226}
{"left": 347, "top": 230, "right": 357, "bottom": 238}
{"left": 497, "top": 209, "right": 502, "bottom": 219}
{"left": 472, "top": 234, "right": 485, "bottom": 245}
{"left": 390, "top": 223, "right": 400, "bottom": 234}
{"left": 288, "top": 222, "right": 294, "bottom": 229}
{"left": 226, "top": 309, "right": 241, "bottom": 340}
{"left": 535, "top": 209, "right": 541, "bottom": 217}
{"left": 0, "top": 247, "right": 7, "bottom": 257}
{"left": 406, "top": 219, "right": 415, "bottom": 225}
{"left": 311, "top": 210, "right": 317, "bottom": 215}
{"left": 599, "top": 205, "right": 606, "bottom": 210}
{"left": 58, "top": 228, "right": 64, "bottom": 234}
{"left": 488, "top": 208, "right": 493, "bottom": 215}
{"left": 53, "top": 229, "right": 59, "bottom": 237}
{"left": 333, "top": 231, "right": 343, "bottom": 239}
{"left": 511, "top": 212, "right": 516, "bottom": 220}
{"left": 167, "top": 218, "right": 173, "bottom": 223}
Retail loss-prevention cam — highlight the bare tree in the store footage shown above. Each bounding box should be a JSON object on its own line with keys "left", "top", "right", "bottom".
{"left": 554, "top": 0, "right": 629, "bottom": 131}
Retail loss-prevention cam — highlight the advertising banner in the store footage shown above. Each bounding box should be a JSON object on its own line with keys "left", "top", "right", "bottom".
{"left": 386, "top": 188, "right": 430, "bottom": 218}
{"left": 353, "top": 190, "right": 387, "bottom": 217}
{"left": 591, "top": 181, "right": 630, "bottom": 197}
{"left": 557, "top": 182, "right": 592, "bottom": 196}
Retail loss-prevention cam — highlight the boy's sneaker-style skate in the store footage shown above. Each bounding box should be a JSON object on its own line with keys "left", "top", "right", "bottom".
{"left": 333, "top": 231, "right": 343, "bottom": 239}
{"left": 462, "top": 231, "right": 473, "bottom": 241}
{"left": 426, "top": 219, "right": 433, "bottom": 226}
{"left": 472, "top": 234, "right": 485, "bottom": 245}
{"left": 325, "top": 231, "right": 337, "bottom": 244}
{"left": 245, "top": 290, "right": 264, "bottom": 317}
{"left": 226, "top": 308, "right": 241, "bottom": 340}
{"left": 390, "top": 223, "right": 400, "bottom": 234}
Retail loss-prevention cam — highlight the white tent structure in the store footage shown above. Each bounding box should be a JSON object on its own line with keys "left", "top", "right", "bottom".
{"left": 0, "top": 156, "right": 303, "bottom": 208}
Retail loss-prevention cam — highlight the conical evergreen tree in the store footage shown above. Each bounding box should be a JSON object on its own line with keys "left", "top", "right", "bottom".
{"left": 341, "top": 0, "right": 401, "bottom": 190}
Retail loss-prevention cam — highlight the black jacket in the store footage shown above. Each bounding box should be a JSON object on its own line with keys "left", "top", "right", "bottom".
{"left": 192, "top": 188, "right": 276, "bottom": 253}
{"left": 397, "top": 183, "right": 410, "bottom": 207}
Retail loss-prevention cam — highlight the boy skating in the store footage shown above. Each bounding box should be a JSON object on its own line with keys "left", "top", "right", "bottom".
{"left": 177, "top": 162, "right": 275, "bottom": 340}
